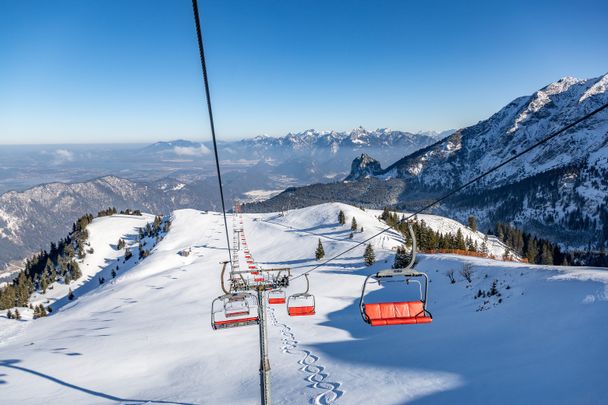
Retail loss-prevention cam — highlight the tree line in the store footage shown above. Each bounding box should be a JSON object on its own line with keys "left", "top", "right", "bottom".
{"left": 381, "top": 208, "right": 486, "bottom": 254}
{"left": 0, "top": 208, "right": 151, "bottom": 311}
{"left": 494, "top": 222, "right": 572, "bottom": 265}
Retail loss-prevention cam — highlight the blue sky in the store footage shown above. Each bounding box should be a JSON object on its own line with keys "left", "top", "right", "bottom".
{"left": 1, "top": 0, "right": 607, "bottom": 144}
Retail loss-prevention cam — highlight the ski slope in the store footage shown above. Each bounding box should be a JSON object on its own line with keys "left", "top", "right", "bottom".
{"left": 1, "top": 203, "right": 607, "bottom": 404}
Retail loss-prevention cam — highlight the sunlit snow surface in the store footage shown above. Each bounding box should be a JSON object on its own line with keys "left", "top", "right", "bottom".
{"left": 1, "top": 203, "right": 607, "bottom": 404}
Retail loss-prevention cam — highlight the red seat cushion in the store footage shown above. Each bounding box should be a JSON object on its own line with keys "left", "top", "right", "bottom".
{"left": 364, "top": 303, "right": 383, "bottom": 321}
{"left": 364, "top": 301, "right": 431, "bottom": 326}
{"left": 288, "top": 306, "right": 315, "bottom": 316}
{"left": 268, "top": 298, "right": 286, "bottom": 304}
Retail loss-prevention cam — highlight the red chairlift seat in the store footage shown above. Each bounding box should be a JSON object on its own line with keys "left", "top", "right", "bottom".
{"left": 363, "top": 301, "right": 432, "bottom": 326}
{"left": 287, "top": 274, "right": 315, "bottom": 316}
{"left": 211, "top": 293, "right": 259, "bottom": 330}
{"left": 360, "top": 271, "right": 432, "bottom": 327}
{"left": 268, "top": 289, "right": 286, "bottom": 304}
{"left": 359, "top": 222, "right": 432, "bottom": 327}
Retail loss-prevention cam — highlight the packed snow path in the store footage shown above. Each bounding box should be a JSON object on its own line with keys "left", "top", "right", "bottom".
{"left": 1, "top": 203, "right": 608, "bottom": 404}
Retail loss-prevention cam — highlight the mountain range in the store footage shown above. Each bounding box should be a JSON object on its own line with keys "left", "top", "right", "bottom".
{"left": 0, "top": 128, "right": 442, "bottom": 268}
{"left": 246, "top": 74, "right": 608, "bottom": 250}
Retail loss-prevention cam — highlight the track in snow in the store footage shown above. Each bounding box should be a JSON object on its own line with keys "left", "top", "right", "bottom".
{"left": 268, "top": 306, "right": 344, "bottom": 404}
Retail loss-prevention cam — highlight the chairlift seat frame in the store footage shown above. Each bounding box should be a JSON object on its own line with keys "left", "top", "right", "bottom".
{"left": 268, "top": 289, "right": 286, "bottom": 304}
{"left": 211, "top": 292, "right": 259, "bottom": 330}
{"left": 287, "top": 274, "right": 315, "bottom": 316}
{"left": 359, "top": 223, "right": 432, "bottom": 326}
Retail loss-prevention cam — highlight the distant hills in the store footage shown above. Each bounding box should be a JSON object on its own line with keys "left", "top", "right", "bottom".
{"left": 0, "top": 128, "right": 444, "bottom": 268}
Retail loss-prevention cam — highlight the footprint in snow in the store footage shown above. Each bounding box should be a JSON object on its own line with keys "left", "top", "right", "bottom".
{"left": 268, "top": 306, "right": 344, "bottom": 404}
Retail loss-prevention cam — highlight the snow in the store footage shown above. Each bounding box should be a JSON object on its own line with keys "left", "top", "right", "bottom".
{"left": 28, "top": 213, "right": 156, "bottom": 311}
{"left": 1, "top": 203, "right": 607, "bottom": 404}
{"left": 579, "top": 73, "right": 608, "bottom": 102}
{"left": 242, "top": 189, "right": 283, "bottom": 203}
{"left": 509, "top": 77, "right": 582, "bottom": 134}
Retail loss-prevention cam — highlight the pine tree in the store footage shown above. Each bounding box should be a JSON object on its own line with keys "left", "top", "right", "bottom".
{"left": 364, "top": 244, "right": 375, "bottom": 266}
{"left": 33, "top": 305, "right": 41, "bottom": 319}
{"left": 338, "top": 210, "right": 345, "bottom": 225}
{"left": 14, "top": 308, "right": 21, "bottom": 320}
{"left": 380, "top": 207, "right": 390, "bottom": 221}
{"left": 481, "top": 235, "right": 489, "bottom": 255}
{"left": 468, "top": 216, "right": 478, "bottom": 232}
{"left": 351, "top": 217, "right": 358, "bottom": 232}
{"left": 489, "top": 280, "right": 498, "bottom": 296}
{"left": 111, "top": 269, "right": 117, "bottom": 278}
{"left": 40, "top": 273, "right": 49, "bottom": 294}
{"left": 70, "top": 260, "right": 82, "bottom": 280}
{"left": 7, "top": 309, "right": 13, "bottom": 319}
{"left": 315, "top": 239, "right": 325, "bottom": 260}
{"left": 117, "top": 238, "right": 126, "bottom": 250}
{"left": 393, "top": 245, "right": 411, "bottom": 268}
{"left": 526, "top": 238, "right": 538, "bottom": 263}
{"left": 68, "top": 289, "right": 75, "bottom": 301}
{"left": 455, "top": 229, "right": 466, "bottom": 250}
{"left": 541, "top": 244, "right": 553, "bottom": 265}
{"left": 38, "top": 304, "right": 47, "bottom": 317}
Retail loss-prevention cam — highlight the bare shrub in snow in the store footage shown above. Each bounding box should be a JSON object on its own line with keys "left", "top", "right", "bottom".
{"left": 460, "top": 263, "right": 474, "bottom": 283}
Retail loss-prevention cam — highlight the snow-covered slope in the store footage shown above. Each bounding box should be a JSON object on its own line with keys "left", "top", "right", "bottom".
{"left": 1, "top": 203, "right": 607, "bottom": 404}
{"left": 30, "top": 213, "right": 156, "bottom": 311}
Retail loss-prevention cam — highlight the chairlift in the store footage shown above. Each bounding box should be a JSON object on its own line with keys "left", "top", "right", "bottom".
{"left": 359, "top": 223, "right": 432, "bottom": 326}
{"left": 287, "top": 274, "right": 315, "bottom": 316}
{"left": 211, "top": 292, "right": 259, "bottom": 330}
{"left": 268, "top": 289, "right": 286, "bottom": 304}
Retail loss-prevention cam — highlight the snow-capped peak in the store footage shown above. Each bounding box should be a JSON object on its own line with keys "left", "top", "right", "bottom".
{"left": 579, "top": 73, "right": 608, "bottom": 102}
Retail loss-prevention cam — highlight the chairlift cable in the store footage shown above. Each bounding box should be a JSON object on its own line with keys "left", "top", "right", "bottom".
{"left": 191, "top": 0, "right": 232, "bottom": 268}
{"left": 290, "top": 100, "right": 608, "bottom": 281}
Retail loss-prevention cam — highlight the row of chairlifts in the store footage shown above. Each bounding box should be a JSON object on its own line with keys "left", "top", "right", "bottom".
{"left": 211, "top": 267, "right": 316, "bottom": 329}
{"left": 212, "top": 209, "right": 316, "bottom": 330}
